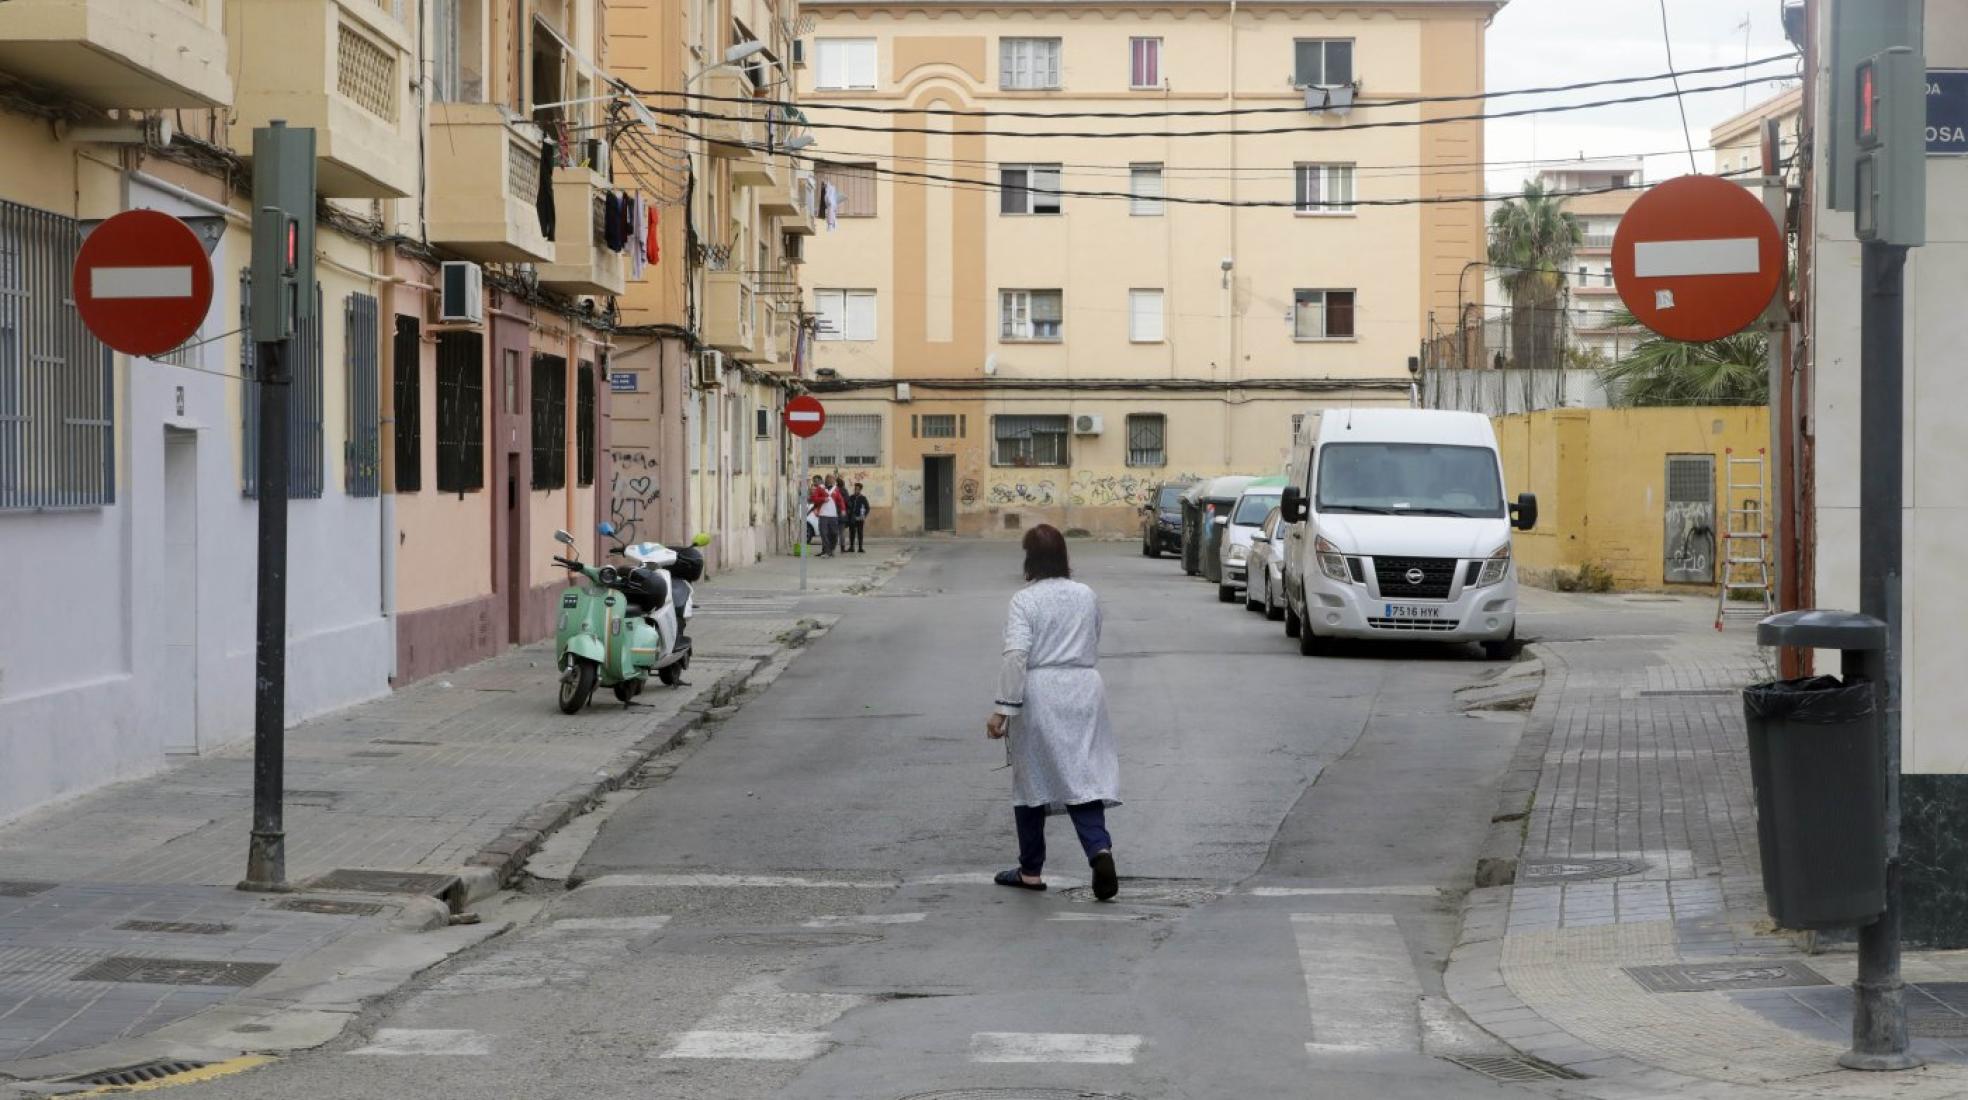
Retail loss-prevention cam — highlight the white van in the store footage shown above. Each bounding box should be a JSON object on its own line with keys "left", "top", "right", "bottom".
{"left": 1278, "top": 409, "right": 1536, "bottom": 659}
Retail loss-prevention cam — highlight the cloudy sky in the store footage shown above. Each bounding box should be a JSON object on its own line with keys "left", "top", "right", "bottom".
{"left": 1482, "top": 0, "right": 1801, "bottom": 191}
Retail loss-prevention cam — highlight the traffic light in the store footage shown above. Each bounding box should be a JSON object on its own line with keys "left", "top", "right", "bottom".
{"left": 1852, "top": 47, "right": 1926, "bottom": 246}
{"left": 250, "top": 121, "right": 317, "bottom": 344}
{"left": 1826, "top": 0, "right": 1920, "bottom": 213}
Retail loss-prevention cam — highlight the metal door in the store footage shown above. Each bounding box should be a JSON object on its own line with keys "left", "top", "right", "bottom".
{"left": 924, "top": 455, "right": 955, "bottom": 532}
{"left": 1664, "top": 454, "right": 1716, "bottom": 584}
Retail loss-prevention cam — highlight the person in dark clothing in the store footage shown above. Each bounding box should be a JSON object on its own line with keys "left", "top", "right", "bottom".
{"left": 846, "top": 482, "right": 871, "bottom": 552}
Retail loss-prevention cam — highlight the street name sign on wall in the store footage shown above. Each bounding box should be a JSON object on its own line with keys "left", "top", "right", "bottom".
{"left": 1610, "top": 174, "right": 1783, "bottom": 344}
{"left": 72, "top": 209, "right": 213, "bottom": 357}
{"left": 1930, "top": 70, "right": 1968, "bottom": 155}
{"left": 784, "top": 394, "right": 826, "bottom": 439}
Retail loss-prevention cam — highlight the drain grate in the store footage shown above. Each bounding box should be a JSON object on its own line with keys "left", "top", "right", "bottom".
{"left": 713, "top": 930, "right": 885, "bottom": 949}
{"left": 1518, "top": 857, "right": 1649, "bottom": 884}
{"left": 71, "top": 957, "right": 279, "bottom": 987}
{"left": 1625, "top": 960, "right": 1829, "bottom": 993}
{"left": 0, "top": 880, "right": 58, "bottom": 898}
{"left": 898, "top": 1091, "right": 1140, "bottom": 1100}
{"left": 1059, "top": 879, "right": 1219, "bottom": 907}
{"left": 309, "top": 869, "right": 460, "bottom": 899}
{"left": 277, "top": 897, "right": 386, "bottom": 917}
{"left": 115, "top": 920, "right": 234, "bottom": 935}
{"left": 59, "top": 1059, "right": 211, "bottom": 1087}
{"left": 1445, "top": 1054, "right": 1588, "bottom": 1082}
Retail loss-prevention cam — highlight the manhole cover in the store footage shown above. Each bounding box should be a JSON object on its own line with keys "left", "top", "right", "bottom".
{"left": 1625, "top": 960, "right": 1829, "bottom": 993}
{"left": 310, "top": 869, "right": 460, "bottom": 899}
{"left": 1058, "top": 879, "right": 1219, "bottom": 907}
{"left": 277, "top": 897, "right": 386, "bottom": 916}
{"left": 0, "top": 881, "right": 57, "bottom": 898}
{"left": 1518, "top": 857, "right": 1649, "bottom": 884}
{"left": 898, "top": 1091, "right": 1141, "bottom": 1100}
{"left": 71, "top": 957, "right": 279, "bottom": 987}
{"left": 712, "top": 931, "right": 885, "bottom": 949}
{"left": 1445, "top": 1054, "right": 1588, "bottom": 1082}
{"left": 59, "top": 1060, "right": 211, "bottom": 1087}
{"left": 115, "top": 920, "right": 233, "bottom": 935}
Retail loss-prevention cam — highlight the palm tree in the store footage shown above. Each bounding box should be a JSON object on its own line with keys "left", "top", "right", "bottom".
{"left": 1599, "top": 309, "right": 1768, "bottom": 406}
{"left": 1487, "top": 182, "right": 1582, "bottom": 372}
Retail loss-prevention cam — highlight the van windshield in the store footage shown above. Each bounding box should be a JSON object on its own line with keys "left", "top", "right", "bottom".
{"left": 1316, "top": 443, "right": 1504, "bottom": 518}
{"left": 1233, "top": 494, "right": 1280, "bottom": 526}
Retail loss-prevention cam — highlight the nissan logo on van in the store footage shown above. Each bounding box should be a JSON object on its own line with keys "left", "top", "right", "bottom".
{"left": 1405, "top": 568, "right": 1426, "bottom": 586}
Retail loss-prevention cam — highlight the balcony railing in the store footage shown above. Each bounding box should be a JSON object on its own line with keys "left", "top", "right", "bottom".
{"left": 705, "top": 270, "right": 757, "bottom": 355}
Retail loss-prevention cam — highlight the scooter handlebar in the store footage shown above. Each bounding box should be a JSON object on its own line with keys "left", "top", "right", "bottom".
{"left": 553, "top": 556, "right": 582, "bottom": 570}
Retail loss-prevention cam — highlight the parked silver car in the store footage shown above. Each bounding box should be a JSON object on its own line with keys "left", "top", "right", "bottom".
{"left": 1245, "top": 506, "right": 1288, "bottom": 621}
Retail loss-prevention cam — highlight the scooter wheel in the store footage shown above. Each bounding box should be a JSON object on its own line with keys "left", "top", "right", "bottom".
{"left": 659, "top": 662, "right": 685, "bottom": 687}
{"left": 613, "top": 680, "right": 643, "bottom": 704}
{"left": 558, "top": 659, "right": 599, "bottom": 714}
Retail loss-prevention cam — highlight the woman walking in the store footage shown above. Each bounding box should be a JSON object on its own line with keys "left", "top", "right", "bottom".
{"left": 987, "top": 525, "right": 1121, "bottom": 901}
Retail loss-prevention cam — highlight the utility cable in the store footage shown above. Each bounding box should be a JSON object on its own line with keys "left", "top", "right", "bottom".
{"left": 1658, "top": 0, "right": 1702, "bottom": 173}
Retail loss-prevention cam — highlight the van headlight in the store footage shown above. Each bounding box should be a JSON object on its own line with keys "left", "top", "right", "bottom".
{"left": 1474, "top": 544, "right": 1512, "bottom": 587}
{"left": 1315, "top": 536, "right": 1350, "bottom": 583}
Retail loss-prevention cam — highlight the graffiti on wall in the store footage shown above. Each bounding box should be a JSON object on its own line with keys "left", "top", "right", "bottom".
{"left": 608, "top": 450, "right": 660, "bottom": 544}
{"left": 987, "top": 480, "right": 1057, "bottom": 506}
{"left": 1067, "top": 473, "right": 1205, "bottom": 509}
{"left": 1663, "top": 500, "right": 1715, "bottom": 584}
{"left": 959, "top": 478, "right": 980, "bottom": 506}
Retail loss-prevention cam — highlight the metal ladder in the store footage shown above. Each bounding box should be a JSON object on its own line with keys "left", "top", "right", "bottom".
{"left": 1716, "top": 448, "right": 1775, "bottom": 630}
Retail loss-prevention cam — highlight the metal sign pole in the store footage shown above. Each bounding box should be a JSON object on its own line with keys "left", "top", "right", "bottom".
{"left": 244, "top": 339, "right": 290, "bottom": 890}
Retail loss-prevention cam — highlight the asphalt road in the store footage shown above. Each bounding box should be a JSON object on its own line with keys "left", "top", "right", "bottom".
{"left": 174, "top": 540, "right": 1540, "bottom": 1099}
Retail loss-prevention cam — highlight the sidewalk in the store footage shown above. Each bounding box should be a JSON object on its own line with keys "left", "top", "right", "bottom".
{"left": 0, "top": 544, "right": 908, "bottom": 1084}
{"left": 1449, "top": 589, "right": 1968, "bottom": 1099}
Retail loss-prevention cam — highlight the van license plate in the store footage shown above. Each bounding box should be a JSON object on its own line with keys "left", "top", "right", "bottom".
{"left": 1384, "top": 603, "right": 1442, "bottom": 620}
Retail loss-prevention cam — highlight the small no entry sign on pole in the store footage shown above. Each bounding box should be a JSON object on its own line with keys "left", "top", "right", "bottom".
{"left": 785, "top": 394, "right": 827, "bottom": 439}
{"left": 1611, "top": 174, "right": 1784, "bottom": 343}
{"left": 72, "top": 209, "right": 214, "bottom": 358}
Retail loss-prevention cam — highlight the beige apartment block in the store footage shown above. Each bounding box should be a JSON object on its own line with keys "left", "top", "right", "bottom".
{"left": 795, "top": 0, "right": 1500, "bottom": 536}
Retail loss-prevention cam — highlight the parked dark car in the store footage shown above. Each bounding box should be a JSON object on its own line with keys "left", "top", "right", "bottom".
{"left": 1139, "top": 480, "right": 1193, "bottom": 559}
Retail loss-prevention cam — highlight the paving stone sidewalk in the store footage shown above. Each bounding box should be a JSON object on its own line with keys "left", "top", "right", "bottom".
{"left": 1449, "top": 590, "right": 1968, "bottom": 1099}
{"left": 0, "top": 544, "right": 908, "bottom": 1077}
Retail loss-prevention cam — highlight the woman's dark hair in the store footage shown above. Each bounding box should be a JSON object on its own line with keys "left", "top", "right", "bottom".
{"left": 1022, "top": 524, "right": 1072, "bottom": 581}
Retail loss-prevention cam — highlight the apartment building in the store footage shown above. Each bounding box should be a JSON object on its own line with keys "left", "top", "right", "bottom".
{"left": 795, "top": 0, "right": 1500, "bottom": 537}
{"left": 0, "top": 0, "right": 635, "bottom": 820}
{"left": 1710, "top": 87, "right": 1803, "bottom": 180}
{"left": 610, "top": 0, "right": 816, "bottom": 571}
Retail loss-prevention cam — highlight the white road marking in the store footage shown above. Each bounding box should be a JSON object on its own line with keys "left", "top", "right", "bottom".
{"left": 970, "top": 1032, "right": 1143, "bottom": 1064}
{"left": 551, "top": 916, "right": 673, "bottom": 932}
{"left": 1292, "top": 912, "right": 1422, "bottom": 1056}
{"left": 662, "top": 1030, "right": 833, "bottom": 1060}
{"left": 911, "top": 871, "right": 1085, "bottom": 888}
{"left": 801, "top": 912, "right": 926, "bottom": 927}
{"left": 581, "top": 873, "right": 892, "bottom": 890}
{"left": 1250, "top": 886, "right": 1439, "bottom": 897}
{"left": 661, "top": 979, "right": 871, "bottom": 1061}
{"left": 350, "top": 1029, "right": 492, "bottom": 1056}
{"left": 90, "top": 265, "right": 194, "bottom": 299}
{"left": 1633, "top": 237, "right": 1761, "bottom": 278}
{"left": 1047, "top": 912, "right": 1153, "bottom": 922}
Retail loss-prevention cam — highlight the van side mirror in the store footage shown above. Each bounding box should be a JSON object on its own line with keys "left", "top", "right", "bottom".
{"left": 1281, "top": 486, "right": 1309, "bottom": 524}
{"left": 1510, "top": 493, "right": 1538, "bottom": 531}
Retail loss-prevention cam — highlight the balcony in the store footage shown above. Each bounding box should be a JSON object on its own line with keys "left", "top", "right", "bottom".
{"left": 1578, "top": 233, "right": 1616, "bottom": 251}
{"left": 702, "top": 70, "right": 764, "bottom": 160}
{"left": 780, "top": 172, "right": 817, "bottom": 236}
{"left": 538, "top": 168, "right": 627, "bottom": 297}
{"left": 0, "top": 0, "right": 230, "bottom": 108}
{"left": 426, "top": 102, "right": 554, "bottom": 264}
{"left": 229, "top": 0, "right": 414, "bottom": 197}
{"left": 704, "top": 270, "right": 757, "bottom": 356}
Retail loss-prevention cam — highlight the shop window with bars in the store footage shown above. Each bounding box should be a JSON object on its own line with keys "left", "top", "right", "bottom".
{"left": 0, "top": 201, "right": 114, "bottom": 511}
{"left": 807, "top": 413, "right": 881, "bottom": 467}
{"left": 435, "top": 330, "right": 484, "bottom": 493}
{"left": 576, "top": 361, "right": 596, "bottom": 487}
{"left": 393, "top": 315, "right": 421, "bottom": 492}
{"left": 345, "top": 293, "right": 381, "bottom": 497}
{"left": 240, "top": 273, "right": 325, "bottom": 499}
{"left": 1126, "top": 414, "right": 1167, "bottom": 467}
{"left": 531, "top": 354, "right": 566, "bottom": 490}
{"left": 992, "top": 414, "right": 1068, "bottom": 468}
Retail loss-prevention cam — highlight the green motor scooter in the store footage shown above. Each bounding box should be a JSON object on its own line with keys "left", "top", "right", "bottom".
{"left": 549, "top": 526, "right": 677, "bottom": 714}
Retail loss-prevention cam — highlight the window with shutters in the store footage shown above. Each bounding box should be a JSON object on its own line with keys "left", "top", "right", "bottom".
{"left": 1129, "top": 37, "right": 1161, "bottom": 88}
{"left": 392, "top": 315, "right": 421, "bottom": 492}
{"left": 756, "top": 405, "right": 771, "bottom": 439}
{"left": 920, "top": 414, "right": 958, "bottom": 439}
{"left": 1293, "top": 38, "right": 1354, "bottom": 87}
{"left": 434, "top": 331, "right": 483, "bottom": 493}
{"left": 1000, "top": 289, "right": 1062, "bottom": 342}
{"left": 999, "top": 37, "right": 1061, "bottom": 90}
{"left": 576, "top": 361, "right": 596, "bottom": 487}
{"left": 240, "top": 274, "right": 325, "bottom": 499}
{"left": 1293, "top": 289, "right": 1356, "bottom": 340}
{"left": 992, "top": 414, "right": 1068, "bottom": 468}
{"left": 0, "top": 201, "right": 113, "bottom": 511}
{"left": 530, "top": 354, "right": 566, "bottom": 490}
{"left": 1000, "top": 164, "right": 1061, "bottom": 215}
{"left": 1129, "top": 164, "right": 1163, "bottom": 216}
{"left": 814, "top": 288, "right": 876, "bottom": 341}
{"left": 807, "top": 413, "right": 881, "bottom": 467}
{"left": 814, "top": 38, "right": 876, "bottom": 90}
{"left": 729, "top": 394, "right": 745, "bottom": 474}
{"left": 1126, "top": 414, "right": 1166, "bottom": 467}
{"left": 814, "top": 162, "right": 876, "bottom": 216}
{"left": 345, "top": 293, "right": 382, "bottom": 497}
{"left": 1128, "top": 289, "right": 1164, "bottom": 343}
{"left": 1293, "top": 163, "right": 1355, "bottom": 214}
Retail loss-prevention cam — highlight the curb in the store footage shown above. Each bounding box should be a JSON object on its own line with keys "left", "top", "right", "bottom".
{"left": 1472, "top": 644, "right": 1565, "bottom": 889}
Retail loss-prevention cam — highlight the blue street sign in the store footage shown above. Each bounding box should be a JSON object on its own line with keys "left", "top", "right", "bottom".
{"left": 1930, "top": 70, "right": 1968, "bottom": 156}
{"left": 609, "top": 372, "right": 637, "bottom": 393}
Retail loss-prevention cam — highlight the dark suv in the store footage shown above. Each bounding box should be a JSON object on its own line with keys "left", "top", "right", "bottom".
{"left": 1139, "top": 481, "right": 1192, "bottom": 559}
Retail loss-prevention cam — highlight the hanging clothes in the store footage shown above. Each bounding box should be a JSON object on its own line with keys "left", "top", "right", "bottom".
{"left": 649, "top": 207, "right": 660, "bottom": 266}
{"left": 629, "top": 194, "right": 647, "bottom": 279}
{"left": 604, "top": 193, "right": 629, "bottom": 252}
{"left": 536, "top": 139, "right": 557, "bottom": 239}
{"left": 823, "top": 182, "right": 839, "bottom": 231}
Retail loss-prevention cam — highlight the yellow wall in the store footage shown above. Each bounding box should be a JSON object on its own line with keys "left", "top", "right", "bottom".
{"left": 1497, "top": 407, "right": 1771, "bottom": 591}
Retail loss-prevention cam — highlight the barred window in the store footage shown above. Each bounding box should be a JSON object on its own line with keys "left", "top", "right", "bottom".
{"left": 992, "top": 414, "right": 1068, "bottom": 468}
{"left": 392, "top": 315, "right": 421, "bottom": 492}
{"left": 0, "top": 203, "right": 113, "bottom": 510}
{"left": 530, "top": 354, "right": 566, "bottom": 490}
{"left": 919, "top": 414, "right": 958, "bottom": 439}
{"left": 345, "top": 293, "right": 381, "bottom": 497}
{"left": 815, "top": 163, "right": 877, "bottom": 217}
{"left": 807, "top": 413, "right": 881, "bottom": 467}
{"left": 576, "top": 361, "right": 596, "bottom": 487}
{"left": 434, "top": 330, "right": 483, "bottom": 493}
{"left": 1126, "top": 414, "right": 1166, "bottom": 467}
{"left": 241, "top": 273, "right": 325, "bottom": 499}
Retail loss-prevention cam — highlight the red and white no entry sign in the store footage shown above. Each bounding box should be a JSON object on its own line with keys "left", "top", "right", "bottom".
{"left": 1611, "top": 175, "right": 1783, "bottom": 344}
{"left": 784, "top": 394, "right": 827, "bottom": 439}
{"left": 72, "top": 209, "right": 214, "bottom": 358}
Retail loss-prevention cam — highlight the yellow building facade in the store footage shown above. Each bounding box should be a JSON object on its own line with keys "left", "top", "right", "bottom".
{"left": 795, "top": 0, "right": 1499, "bottom": 536}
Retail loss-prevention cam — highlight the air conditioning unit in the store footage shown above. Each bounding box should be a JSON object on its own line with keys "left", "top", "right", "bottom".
{"left": 783, "top": 233, "right": 804, "bottom": 264}
{"left": 1074, "top": 414, "right": 1104, "bottom": 436}
{"left": 791, "top": 39, "right": 808, "bottom": 69}
{"left": 438, "top": 261, "right": 483, "bottom": 324}
{"left": 895, "top": 382, "right": 912, "bottom": 402}
{"left": 694, "top": 349, "right": 724, "bottom": 389}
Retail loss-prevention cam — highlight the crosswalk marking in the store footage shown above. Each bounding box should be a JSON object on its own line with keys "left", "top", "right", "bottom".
{"left": 550, "top": 916, "right": 673, "bottom": 932}
{"left": 581, "top": 873, "right": 893, "bottom": 890}
{"left": 969, "top": 1032, "right": 1143, "bottom": 1064}
{"left": 1291, "top": 912, "right": 1423, "bottom": 1056}
{"left": 1048, "top": 912, "right": 1153, "bottom": 922}
{"left": 911, "top": 871, "right": 1085, "bottom": 888}
{"left": 661, "top": 979, "right": 871, "bottom": 1061}
{"left": 800, "top": 913, "right": 926, "bottom": 927}
{"left": 1250, "top": 885, "right": 1439, "bottom": 897}
{"left": 350, "top": 1029, "right": 492, "bottom": 1056}
{"left": 663, "top": 1030, "right": 833, "bottom": 1060}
